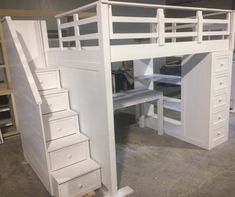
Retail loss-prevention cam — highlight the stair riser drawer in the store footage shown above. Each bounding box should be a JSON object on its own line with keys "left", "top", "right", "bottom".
{"left": 213, "top": 93, "right": 227, "bottom": 109}
{"left": 36, "top": 71, "right": 60, "bottom": 91}
{"left": 44, "top": 116, "right": 78, "bottom": 141}
{"left": 212, "top": 109, "right": 227, "bottom": 126}
{"left": 41, "top": 93, "right": 69, "bottom": 114}
{"left": 54, "top": 169, "right": 101, "bottom": 197}
{"left": 49, "top": 141, "right": 89, "bottom": 171}
{"left": 214, "top": 75, "right": 229, "bottom": 92}
{"left": 214, "top": 56, "right": 229, "bottom": 74}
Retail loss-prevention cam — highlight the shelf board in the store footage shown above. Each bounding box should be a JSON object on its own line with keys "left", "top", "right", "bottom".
{"left": 0, "top": 65, "right": 6, "bottom": 68}
{"left": 163, "top": 96, "right": 181, "bottom": 112}
{"left": 3, "top": 130, "right": 19, "bottom": 138}
{"left": 0, "top": 118, "right": 13, "bottom": 127}
{"left": 136, "top": 74, "right": 181, "bottom": 85}
{"left": 0, "top": 106, "right": 10, "bottom": 112}
{"left": 0, "top": 89, "right": 12, "bottom": 96}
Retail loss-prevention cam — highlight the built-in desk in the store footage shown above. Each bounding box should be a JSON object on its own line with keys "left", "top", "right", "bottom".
{"left": 113, "top": 89, "right": 163, "bottom": 135}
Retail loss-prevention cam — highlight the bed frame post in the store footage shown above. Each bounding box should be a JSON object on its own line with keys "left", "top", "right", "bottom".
{"left": 73, "top": 13, "right": 81, "bottom": 50}
{"left": 57, "top": 18, "right": 63, "bottom": 50}
{"left": 229, "top": 11, "right": 235, "bottom": 51}
{"left": 97, "top": 0, "right": 118, "bottom": 196}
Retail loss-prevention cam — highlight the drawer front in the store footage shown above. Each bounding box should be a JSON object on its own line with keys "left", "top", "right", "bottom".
{"left": 212, "top": 109, "right": 227, "bottom": 125}
{"left": 37, "top": 72, "right": 59, "bottom": 91}
{"left": 213, "top": 125, "right": 226, "bottom": 141}
{"left": 60, "top": 169, "right": 101, "bottom": 197}
{"left": 50, "top": 142, "right": 89, "bottom": 171}
{"left": 214, "top": 56, "right": 229, "bottom": 73}
{"left": 213, "top": 93, "right": 227, "bottom": 108}
{"left": 45, "top": 117, "right": 77, "bottom": 141}
{"left": 42, "top": 93, "right": 68, "bottom": 114}
{"left": 214, "top": 75, "right": 229, "bottom": 92}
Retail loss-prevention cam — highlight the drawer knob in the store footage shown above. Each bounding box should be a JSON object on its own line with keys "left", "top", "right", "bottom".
{"left": 220, "top": 63, "right": 224, "bottom": 67}
{"left": 219, "top": 81, "right": 223, "bottom": 86}
{"left": 217, "top": 131, "right": 222, "bottom": 136}
{"left": 77, "top": 183, "right": 83, "bottom": 189}
{"left": 218, "top": 115, "right": 222, "bottom": 120}
{"left": 218, "top": 98, "right": 222, "bottom": 103}
{"left": 68, "top": 154, "right": 73, "bottom": 159}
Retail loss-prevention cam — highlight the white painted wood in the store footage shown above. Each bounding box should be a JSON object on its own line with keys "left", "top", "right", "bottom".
{"left": 2, "top": 17, "right": 51, "bottom": 193}
{"left": 43, "top": 110, "right": 79, "bottom": 141}
{"left": 11, "top": 20, "right": 47, "bottom": 69}
{"left": 103, "top": 1, "right": 232, "bottom": 12}
{"left": 54, "top": 169, "right": 101, "bottom": 197}
{"left": 52, "top": 159, "right": 100, "bottom": 184}
{"left": 49, "top": 141, "right": 89, "bottom": 171}
{"left": 112, "top": 16, "right": 158, "bottom": 23}
{"left": 136, "top": 74, "right": 181, "bottom": 85}
{"left": 35, "top": 70, "right": 60, "bottom": 91}
{"left": 40, "top": 89, "right": 70, "bottom": 114}
{"left": 196, "top": 11, "right": 203, "bottom": 44}
{"left": 47, "top": 133, "right": 88, "bottom": 152}
{"left": 163, "top": 96, "right": 181, "bottom": 112}
{"left": 110, "top": 33, "right": 158, "bottom": 40}
{"left": 111, "top": 40, "right": 229, "bottom": 62}
{"left": 157, "top": 9, "right": 165, "bottom": 46}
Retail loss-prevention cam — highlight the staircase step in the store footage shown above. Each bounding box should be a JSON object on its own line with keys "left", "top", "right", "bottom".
{"left": 52, "top": 159, "right": 101, "bottom": 197}
{"left": 35, "top": 67, "right": 59, "bottom": 73}
{"left": 40, "top": 88, "right": 70, "bottom": 114}
{"left": 39, "top": 88, "right": 68, "bottom": 96}
{"left": 47, "top": 133, "right": 88, "bottom": 152}
{"left": 47, "top": 133, "right": 90, "bottom": 171}
{"left": 35, "top": 67, "right": 61, "bottom": 91}
{"left": 43, "top": 110, "right": 78, "bottom": 121}
{"left": 52, "top": 159, "right": 100, "bottom": 184}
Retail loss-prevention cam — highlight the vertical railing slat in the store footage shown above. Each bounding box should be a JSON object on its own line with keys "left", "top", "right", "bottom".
{"left": 197, "top": 11, "right": 203, "bottom": 43}
{"left": 73, "top": 13, "right": 81, "bottom": 50}
{"left": 157, "top": 8, "right": 165, "bottom": 46}
{"left": 57, "top": 18, "right": 63, "bottom": 49}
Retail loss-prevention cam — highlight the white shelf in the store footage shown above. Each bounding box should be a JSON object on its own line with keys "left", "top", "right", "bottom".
{"left": 163, "top": 96, "right": 181, "bottom": 112}
{"left": 136, "top": 74, "right": 181, "bottom": 85}
{"left": 164, "top": 117, "right": 182, "bottom": 138}
{"left": 113, "top": 89, "right": 162, "bottom": 110}
{"left": 0, "top": 106, "right": 10, "bottom": 113}
{"left": 0, "top": 118, "right": 13, "bottom": 127}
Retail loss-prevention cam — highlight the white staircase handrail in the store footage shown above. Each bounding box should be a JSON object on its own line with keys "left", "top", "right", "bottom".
{"left": 3, "top": 17, "right": 42, "bottom": 105}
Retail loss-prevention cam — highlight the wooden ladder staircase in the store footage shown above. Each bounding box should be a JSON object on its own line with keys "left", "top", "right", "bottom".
{"left": 34, "top": 67, "right": 101, "bottom": 197}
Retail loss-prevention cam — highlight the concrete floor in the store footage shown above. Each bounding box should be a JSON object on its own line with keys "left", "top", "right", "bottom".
{"left": 1, "top": 114, "right": 235, "bottom": 197}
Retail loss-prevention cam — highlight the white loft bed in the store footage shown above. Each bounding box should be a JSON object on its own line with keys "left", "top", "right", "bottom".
{"left": 47, "top": 1, "right": 234, "bottom": 196}
{"left": 3, "top": 0, "right": 234, "bottom": 197}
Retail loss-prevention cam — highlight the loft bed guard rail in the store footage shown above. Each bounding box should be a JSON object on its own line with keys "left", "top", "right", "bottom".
{"left": 55, "top": 0, "right": 234, "bottom": 53}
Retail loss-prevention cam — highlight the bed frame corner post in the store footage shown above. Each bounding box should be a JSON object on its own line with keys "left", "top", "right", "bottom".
{"left": 229, "top": 11, "right": 235, "bottom": 51}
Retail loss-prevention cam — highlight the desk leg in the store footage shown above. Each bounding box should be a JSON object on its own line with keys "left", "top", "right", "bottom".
{"left": 139, "top": 104, "right": 145, "bottom": 128}
{"left": 157, "top": 94, "right": 164, "bottom": 135}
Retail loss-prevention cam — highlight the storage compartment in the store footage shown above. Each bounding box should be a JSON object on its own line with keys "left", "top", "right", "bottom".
{"left": 214, "top": 56, "right": 229, "bottom": 73}
{"left": 59, "top": 170, "right": 101, "bottom": 197}
{"left": 49, "top": 141, "right": 89, "bottom": 171}
{"left": 214, "top": 74, "right": 229, "bottom": 92}
{"left": 44, "top": 115, "right": 78, "bottom": 141}
{"left": 213, "top": 93, "right": 227, "bottom": 108}
{"left": 36, "top": 71, "right": 60, "bottom": 91}
{"left": 41, "top": 91, "right": 69, "bottom": 114}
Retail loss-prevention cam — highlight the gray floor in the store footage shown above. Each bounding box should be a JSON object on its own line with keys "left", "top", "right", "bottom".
{"left": 1, "top": 114, "right": 235, "bottom": 197}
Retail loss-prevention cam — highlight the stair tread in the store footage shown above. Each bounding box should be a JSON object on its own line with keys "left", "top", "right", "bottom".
{"left": 39, "top": 88, "right": 68, "bottom": 95}
{"left": 43, "top": 110, "right": 78, "bottom": 121}
{"left": 35, "top": 67, "right": 59, "bottom": 73}
{"left": 52, "top": 159, "right": 100, "bottom": 184}
{"left": 47, "top": 133, "right": 88, "bottom": 152}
